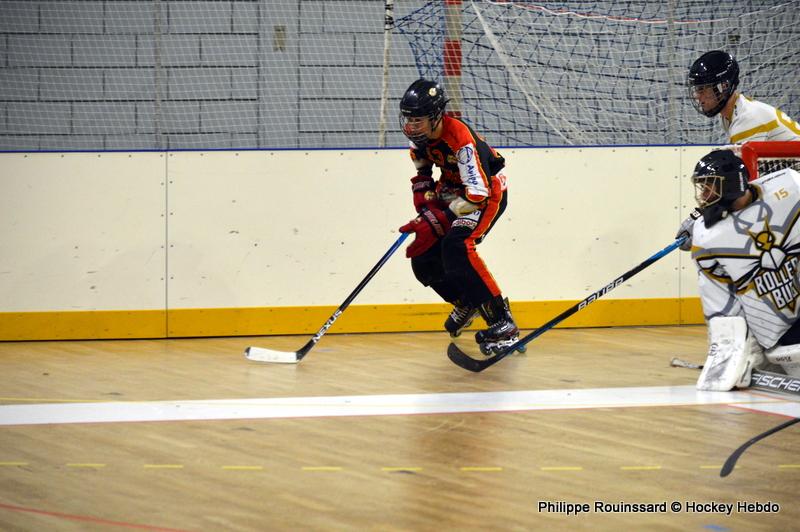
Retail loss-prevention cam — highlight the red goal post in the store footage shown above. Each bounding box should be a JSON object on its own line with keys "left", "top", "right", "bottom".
{"left": 729, "top": 141, "right": 800, "bottom": 181}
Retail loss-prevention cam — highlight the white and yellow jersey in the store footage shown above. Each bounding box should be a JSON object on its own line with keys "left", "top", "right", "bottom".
{"left": 722, "top": 94, "right": 800, "bottom": 144}
{"left": 691, "top": 168, "right": 800, "bottom": 348}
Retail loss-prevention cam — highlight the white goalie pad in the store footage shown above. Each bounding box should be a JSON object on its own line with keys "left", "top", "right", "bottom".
{"left": 764, "top": 344, "right": 800, "bottom": 377}
{"left": 697, "top": 316, "right": 765, "bottom": 391}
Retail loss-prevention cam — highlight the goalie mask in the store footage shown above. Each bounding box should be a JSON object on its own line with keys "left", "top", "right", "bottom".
{"left": 399, "top": 79, "right": 447, "bottom": 146}
{"left": 687, "top": 51, "right": 740, "bottom": 117}
{"left": 692, "top": 150, "right": 749, "bottom": 228}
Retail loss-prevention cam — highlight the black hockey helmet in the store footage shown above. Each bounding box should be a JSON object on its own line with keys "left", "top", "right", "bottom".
{"left": 399, "top": 79, "right": 447, "bottom": 145}
{"left": 687, "top": 51, "right": 740, "bottom": 117}
{"left": 692, "top": 149, "right": 750, "bottom": 228}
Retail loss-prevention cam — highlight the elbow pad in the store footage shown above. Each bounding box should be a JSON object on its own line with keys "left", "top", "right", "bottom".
{"left": 448, "top": 197, "right": 481, "bottom": 216}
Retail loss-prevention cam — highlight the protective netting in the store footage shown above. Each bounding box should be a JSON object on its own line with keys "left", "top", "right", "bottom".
{"left": 1, "top": 0, "right": 798, "bottom": 151}
{"left": 0, "top": 0, "right": 415, "bottom": 151}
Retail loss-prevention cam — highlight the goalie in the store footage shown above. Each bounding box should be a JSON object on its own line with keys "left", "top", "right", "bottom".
{"left": 397, "top": 78, "right": 519, "bottom": 355}
{"left": 687, "top": 149, "right": 800, "bottom": 391}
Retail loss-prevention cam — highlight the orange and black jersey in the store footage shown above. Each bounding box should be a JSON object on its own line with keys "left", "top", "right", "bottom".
{"left": 409, "top": 115, "right": 505, "bottom": 204}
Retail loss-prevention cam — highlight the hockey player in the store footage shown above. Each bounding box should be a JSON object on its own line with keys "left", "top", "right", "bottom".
{"left": 397, "top": 78, "right": 519, "bottom": 355}
{"left": 687, "top": 149, "right": 800, "bottom": 390}
{"left": 687, "top": 50, "right": 800, "bottom": 144}
{"left": 678, "top": 50, "right": 800, "bottom": 251}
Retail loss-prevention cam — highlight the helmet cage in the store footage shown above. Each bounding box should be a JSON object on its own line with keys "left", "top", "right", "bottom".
{"left": 399, "top": 80, "right": 447, "bottom": 146}
{"left": 398, "top": 111, "right": 444, "bottom": 146}
{"left": 687, "top": 51, "right": 739, "bottom": 117}
{"left": 691, "top": 149, "right": 749, "bottom": 228}
{"left": 692, "top": 173, "right": 724, "bottom": 209}
{"left": 687, "top": 81, "right": 735, "bottom": 118}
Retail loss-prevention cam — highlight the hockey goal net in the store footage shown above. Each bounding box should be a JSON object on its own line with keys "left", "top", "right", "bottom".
{"left": 395, "top": 1, "right": 800, "bottom": 147}
{"left": 735, "top": 141, "right": 800, "bottom": 181}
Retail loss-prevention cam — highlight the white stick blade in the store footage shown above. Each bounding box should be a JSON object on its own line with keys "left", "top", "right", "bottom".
{"left": 245, "top": 346, "right": 299, "bottom": 364}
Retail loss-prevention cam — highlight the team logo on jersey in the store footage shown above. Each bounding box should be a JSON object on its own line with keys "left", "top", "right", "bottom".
{"left": 749, "top": 221, "right": 785, "bottom": 270}
{"left": 457, "top": 145, "right": 480, "bottom": 187}
{"left": 751, "top": 228, "right": 776, "bottom": 251}
{"left": 748, "top": 221, "right": 800, "bottom": 312}
{"left": 752, "top": 255, "right": 799, "bottom": 312}
{"left": 457, "top": 146, "right": 474, "bottom": 165}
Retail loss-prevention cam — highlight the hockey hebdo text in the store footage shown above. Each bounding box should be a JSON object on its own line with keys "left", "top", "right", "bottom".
{"left": 537, "top": 500, "right": 780, "bottom": 516}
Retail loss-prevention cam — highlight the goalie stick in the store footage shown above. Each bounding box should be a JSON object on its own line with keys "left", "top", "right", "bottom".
{"left": 669, "top": 364, "right": 800, "bottom": 477}
{"left": 672, "top": 360, "right": 800, "bottom": 477}
{"left": 720, "top": 416, "right": 800, "bottom": 477}
{"left": 447, "top": 236, "right": 686, "bottom": 372}
{"left": 245, "top": 232, "right": 409, "bottom": 363}
{"left": 749, "top": 368, "right": 800, "bottom": 396}
{"left": 671, "top": 359, "right": 800, "bottom": 398}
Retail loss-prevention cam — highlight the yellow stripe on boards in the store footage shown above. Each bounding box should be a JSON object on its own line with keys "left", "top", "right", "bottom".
{"left": 0, "top": 298, "right": 704, "bottom": 341}
{"left": 0, "top": 309, "right": 165, "bottom": 341}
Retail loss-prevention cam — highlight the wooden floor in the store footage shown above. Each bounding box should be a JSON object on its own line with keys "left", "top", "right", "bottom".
{"left": 0, "top": 325, "right": 798, "bottom": 531}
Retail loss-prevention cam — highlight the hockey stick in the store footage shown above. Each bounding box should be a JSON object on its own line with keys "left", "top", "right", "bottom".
{"left": 245, "top": 232, "right": 409, "bottom": 363}
{"left": 748, "top": 368, "right": 800, "bottom": 397}
{"left": 670, "top": 357, "right": 703, "bottom": 370}
{"left": 447, "top": 236, "right": 686, "bottom": 372}
{"left": 672, "top": 359, "right": 800, "bottom": 398}
{"left": 672, "top": 359, "right": 800, "bottom": 476}
{"left": 720, "top": 416, "right": 800, "bottom": 477}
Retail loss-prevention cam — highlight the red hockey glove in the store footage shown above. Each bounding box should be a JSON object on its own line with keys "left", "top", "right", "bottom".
{"left": 411, "top": 174, "right": 437, "bottom": 212}
{"left": 398, "top": 206, "right": 453, "bottom": 258}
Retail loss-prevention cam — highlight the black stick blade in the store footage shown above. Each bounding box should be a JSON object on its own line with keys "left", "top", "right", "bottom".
{"left": 447, "top": 343, "right": 497, "bottom": 372}
{"left": 720, "top": 417, "right": 800, "bottom": 477}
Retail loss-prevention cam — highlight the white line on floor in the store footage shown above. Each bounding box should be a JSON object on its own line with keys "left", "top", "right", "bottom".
{"left": 0, "top": 385, "right": 796, "bottom": 426}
